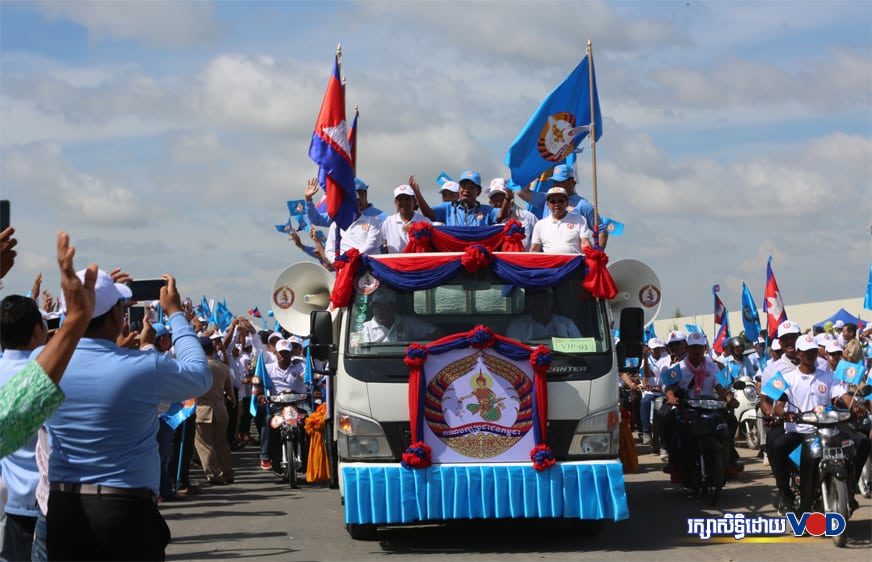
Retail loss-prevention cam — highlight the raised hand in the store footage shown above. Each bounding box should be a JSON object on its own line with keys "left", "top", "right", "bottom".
{"left": 0, "top": 227, "right": 17, "bottom": 278}
{"left": 305, "top": 178, "right": 320, "bottom": 201}
{"left": 159, "top": 274, "right": 182, "bottom": 316}
{"left": 57, "top": 232, "right": 97, "bottom": 330}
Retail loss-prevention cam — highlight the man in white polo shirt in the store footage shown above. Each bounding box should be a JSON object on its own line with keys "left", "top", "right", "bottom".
{"left": 530, "top": 187, "right": 593, "bottom": 254}
{"left": 766, "top": 332, "right": 866, "bottom": 514}
{"left": 383, "top": 185, "right": 430, "bottom": 253}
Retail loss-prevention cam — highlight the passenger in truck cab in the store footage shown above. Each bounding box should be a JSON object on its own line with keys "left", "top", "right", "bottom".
{"left": 505, "top": 287, "right": 580, "bottom": 342}
{"left": 360, "top": 289, "right": 438, "bottom": 343}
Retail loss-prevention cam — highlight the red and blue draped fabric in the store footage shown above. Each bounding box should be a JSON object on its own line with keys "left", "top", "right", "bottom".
{"left": 328, "top": 247, "right": 617, "bottom": 308}
{"left": 404, "top": 220, "right": 527, "bottom": 253}
{"left": 308, "top": 54, "right": 357, "bottom": 230}
{"left": 402, "top": 326, "right": 555, "bottom": 471}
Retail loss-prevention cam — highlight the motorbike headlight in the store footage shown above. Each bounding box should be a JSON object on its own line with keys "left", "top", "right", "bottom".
{"left": 336, "top": 411, "right": 393, "bottom": 460}
{"left": 743, "top": 386, "right": 758, "bottom": 401}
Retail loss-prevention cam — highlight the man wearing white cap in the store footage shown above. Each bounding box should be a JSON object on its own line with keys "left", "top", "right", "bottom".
{"left": 530, "top": 187, "right": 593, "bottom": 254}
{"left": 488, "top": 178, "right": 537, "bottom": 250}
{"left": 267, "top": 339, "right": 306, "bottom": 395}
{"left": 766, "top": 332, "right": 865, "bottom": 514}
{"left": 638, "top": 338, "right": 666, "bottom": 444}
{"left": 439, "top": 181, "right": 459, "bottom": 203}
{"left": 383, "top": 185, "right": 430, "bottom": 253}
{"left": 653, "top": 330, "right": 687, "bottom": 461}
{"left": 361, "top": 289, "right": 438, "bottom": 343}
{"left": 824, "top": 339, "right": 843, "bottom": 372}
{"left": 324, "top": 211, "right": 384, "bottom": 264}
{"left": 44, "top": 272, "right": 211, "bottom": 560}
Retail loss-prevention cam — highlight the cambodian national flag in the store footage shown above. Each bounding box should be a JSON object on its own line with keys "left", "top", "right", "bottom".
{"left": 248, "top": 307, "right": 262, "bottom": 318}
{"left": 763, "top": 257, "right": 787, "bottom": 339}
{"left": 713, "top": 292, "right": 727, "bottom": 326}
{"left": 308, "top": 53, "right": 357, "bottom": 230}
{"left": 713, "top": 320, "right": 731, "bottom": 355}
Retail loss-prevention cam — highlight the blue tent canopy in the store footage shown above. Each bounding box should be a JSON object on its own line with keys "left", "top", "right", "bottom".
{"left": 813, "top": 308, "right": 865, "bottom": 330}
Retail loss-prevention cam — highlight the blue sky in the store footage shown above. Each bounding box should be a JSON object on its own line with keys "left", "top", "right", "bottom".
{"left": 1, "top": 0, "right": 870, "bottom": 326}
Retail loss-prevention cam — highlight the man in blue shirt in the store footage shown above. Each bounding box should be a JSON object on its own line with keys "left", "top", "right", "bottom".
{"left": 44, "top": 271, "right": 211, "bottom": 561}
{"left": 0, "top": 295, "right": 45, "bottom": 561}
{"left": 410, "top": 170, "right": 510, "bottom": 227}
{"left": 516, "top": 164, "right": 608, "bottom": 248}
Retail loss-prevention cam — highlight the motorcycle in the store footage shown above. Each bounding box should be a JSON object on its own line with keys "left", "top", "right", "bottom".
{"left": 851, "top": 410, "right": 872, "bottom": 499}
{"left": 733, "top": 375, "right": 760, "bottom": 450}
{"left": 269, "top": 392, "right": 311, "bottom": 489}
{"left": 676, "top": 396, "right": 731, "bottom": 506}
{"left": 785, "top": 408, "right": 856, "bottom": 547}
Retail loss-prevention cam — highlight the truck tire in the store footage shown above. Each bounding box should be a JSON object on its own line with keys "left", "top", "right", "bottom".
{"left": 346, "top": 523, "right": 378, "bottom": 541}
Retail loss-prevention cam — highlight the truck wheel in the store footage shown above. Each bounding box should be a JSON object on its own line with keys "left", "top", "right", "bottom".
{"left": 346, "top": 523, "right": 378, "bottom": 541}
{"left": 576, "top": 520, "right": 605, "bottom": 537}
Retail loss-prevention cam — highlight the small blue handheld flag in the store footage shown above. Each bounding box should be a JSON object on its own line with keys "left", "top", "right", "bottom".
{"left": 601, "top": 216, "right": 624, "bottom": 236}
{"left": 436, "top": 172, "right": 453, "bottom": 187}
{"left": 275, "top": 219, "right": 293, "bottom": 234}
{"left": 761, "top": 371, "right": 790, "bottom": 401}
{"left": 660, "top": 364, "right": 682, "bottom": 387}
{"left": 685, "top": 324, "right": 701, "bottom": 334}
{"left": 834, "top": 359, "right": 866, "bottom": 385}
{"left": 788, "top": 444, "right": 802, "bottom": 467}
{"left": 865, "top": 265, "right": 872, "bottom": 311}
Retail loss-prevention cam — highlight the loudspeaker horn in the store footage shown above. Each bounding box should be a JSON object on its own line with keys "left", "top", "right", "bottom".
{"left": 270, "top": 262, "right": 335, "bottom": 336}
{"left": 607, "top": 259, "right": 662, "bottom": 327}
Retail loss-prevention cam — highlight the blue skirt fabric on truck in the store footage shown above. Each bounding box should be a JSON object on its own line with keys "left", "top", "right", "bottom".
{"left": 342, "top": 461, "right": 629, "bottom": 525}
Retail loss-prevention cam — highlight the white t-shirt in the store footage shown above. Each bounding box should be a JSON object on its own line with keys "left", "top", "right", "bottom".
{"left": 267, "top": 361, "right": 306, "bottom": 394}
{"left": 530, "top": 213, "right": 592, "bottom": 254}
{"left": 782, "top": 367, "right": 847, "bottom": 433}
{"left": 677, "top": 357, "right": 720, "bottom": 399}
{"left": 382, "top": 211, "right": 429, "bottom": 253}
{"left": 761, "top": 356, "right": 799, "bottom": 387}
{"left": 505, "top": 314, "right": 580, "bottom": 341}
{"left": 325, "top": 214, "right": 384, "bottom": 263}
{"left": 361, "top": 314, "right": 437, "bottom": 343}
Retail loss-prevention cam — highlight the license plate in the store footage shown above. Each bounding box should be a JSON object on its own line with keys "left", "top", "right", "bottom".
{"left": 824, "top": 447, "right": 845, "bottom": 460}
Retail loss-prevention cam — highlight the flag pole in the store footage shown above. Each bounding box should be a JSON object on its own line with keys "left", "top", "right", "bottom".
{"left": 586, "top": 40, "right": 600, "bottom": 248}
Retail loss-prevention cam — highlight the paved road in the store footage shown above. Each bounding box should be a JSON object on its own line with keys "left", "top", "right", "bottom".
{"left": 163, "top": 444, "right": 871, "bottom": 561}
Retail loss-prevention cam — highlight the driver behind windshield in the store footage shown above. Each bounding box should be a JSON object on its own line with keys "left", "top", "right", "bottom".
{"left": 505, "top": 287, "right": 580, "bottom": 341}
{"left": 361, "top": 288, "right": 438, "bottom": 343}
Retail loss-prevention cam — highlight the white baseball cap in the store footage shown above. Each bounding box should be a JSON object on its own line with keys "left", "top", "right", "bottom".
{"left": 796, "top": 333, "right": 817, "bottom": 352}
{"left": 268, "top": 332, "right": 282, "bottom": 342}
{"left": 488, "top": 180, "right": 509, "bottom": 199}
{"left": 243, "top": 336, "right": 254, "bottom": 348}
{"left": 545, "top": 187, "right": 568, "bottom": 199}
{"left": 813, "top": 333, "right": 831, "bottom": 346}
{"left": 60, "top": 269, "right": 132, "bottom": 319}
{"left": 666, "top": 330, "right": 687, "bottom": 344}
{"left": 777, "top": 320, "right": 801, "bottom": 338}
{"left": 393, "top": 185, "right": 415, "bottom": 198}
{"left": 687, "top": 332, "right": 708, "bottom": 347}
{"left": 825, "top": 340, "right": 843, "bottom": 354}
{"left": 288, "top": 335, "right": 303, "bottom": 346}
{"left": 834, "top": 320, "right": 845, "bottom": 329}
{"left": 647, "top": 338, "right": 666, "bottom": 349}
{"left": 439, "top": 181, "right": 459, "bottom": 193}
{"left": 771, "top": 338, "right": 782, "bottom": 351}
{"left": 276, "top": 339, "right": 292, "bottom": 353}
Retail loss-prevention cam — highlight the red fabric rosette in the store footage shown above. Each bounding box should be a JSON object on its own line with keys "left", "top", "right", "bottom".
{"left": 581, "top": 246, "right": 618, "bottom": 299}
{"left": 329, "top": 248, "right": 361, "bottom": 308}
{"left": 500, "top": 219, "right": 526, "bottom": 252}
{"left": 461, "top": 244, "right": 493, "bottom": 273}
{"left": 402, "top": 222, "right": 435, "bottom": 253}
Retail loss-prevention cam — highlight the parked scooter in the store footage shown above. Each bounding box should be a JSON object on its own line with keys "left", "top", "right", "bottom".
{"left": 733, "top": 374, "right": 760, "bottom": 449}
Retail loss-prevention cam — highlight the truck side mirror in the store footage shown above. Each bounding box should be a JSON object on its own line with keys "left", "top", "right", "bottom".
{"left": 618, "top": 307, "right": 644, "bottom": 363}
{"left": 310, "top": 310, "right": 333, "bottom": 363}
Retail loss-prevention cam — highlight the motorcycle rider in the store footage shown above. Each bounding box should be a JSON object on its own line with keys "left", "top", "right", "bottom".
{"left": 766, "top": 333, "right": 870, "bottom": 513}
{"left": 721, "top": 337, "right": 758, "bottom": 380}
{"left": 638, "top": 338, "right": 667, "bottom": 444}
{"left": 654, "top": 331, "right": 688, "bottom": 464}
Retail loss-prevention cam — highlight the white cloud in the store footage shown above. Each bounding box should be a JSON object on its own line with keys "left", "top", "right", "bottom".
{"left": 2, "top": 142, "right": 144, "bottom": 226}
{"left": 38, "top": 0, "right": 220, "bottom": 47}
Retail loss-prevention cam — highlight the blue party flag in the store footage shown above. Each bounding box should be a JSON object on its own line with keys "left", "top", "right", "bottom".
{"left": 834, "top": 359, "right": 866, "bottom": 385}
{"left": 287, "top": 199, "right": 311, "bottom": 232}
{"left": 304, "top": 346, "right": 313, "bottom": 385}
{"left": 212, "top": 302, "right": 233, "bottom": 331}
{"left": 757, "top": 355, "right": 769, "bottom": 372}
{"left": 660, "top": 364, "right": 682, "bottom": 387}
{"left": 249, "top": 352, "right": 274, "bottom": 417}
{"left": 199, "top": 296, "right": 212, "bottom": 321}
{"left": 275, "top": 218, "right": 293, "bottom": 234}
{"left": 505, "top": 55, "right": 602, "bottom": 186}
{"left": 624, "top": 357, "right": 640, "bottom": 369}
{"left": 161, "top": 398, "right": 197, "bottom": 430}
{"left": 789, "top": 444, "right": 802, "bottom": 468}
{"left": 716, "top": 367, "right": 731, "bottom": 389}
{"left": 865, "top": 265, "right": 872, "bottom": 311}
{"left": 741, "top": 282, "right": 762, "bottom": 343}
{"left": 601, "top": 216, "right": 624, "bottom": 236}
{"left": 685, "top": 324, "right": 701, "bottom": 334}
{"left": 643, "top": 323, "right": 657, "bottom": 342}
{"left": 436, "top": 172, "right": 453, "bottom": 187}
{"left": 762, "top": 371, "right": 790, "bottom": 401}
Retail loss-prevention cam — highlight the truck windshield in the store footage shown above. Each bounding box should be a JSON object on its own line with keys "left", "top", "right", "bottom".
{"left": 346, "top": 269, "right": 610, "bottom": 357}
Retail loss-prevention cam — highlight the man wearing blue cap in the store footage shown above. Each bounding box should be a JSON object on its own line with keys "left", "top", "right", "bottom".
{"left": 517, "top": 164, "right": 608, "bottom": 248}
{"left": 409, "top": 170, "right": 510, "bottom": 227}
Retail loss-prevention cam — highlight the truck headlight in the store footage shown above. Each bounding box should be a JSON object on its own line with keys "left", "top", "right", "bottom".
{"left": 568, "top": 408, "right": 620, "bottom": 457}
{"left": 336, "top": 411, "right": 393, "bottom": 460}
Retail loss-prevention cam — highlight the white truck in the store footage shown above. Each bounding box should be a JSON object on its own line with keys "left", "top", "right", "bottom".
{"left": 272, "top": 253, "right": 660, "bottom": 539}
